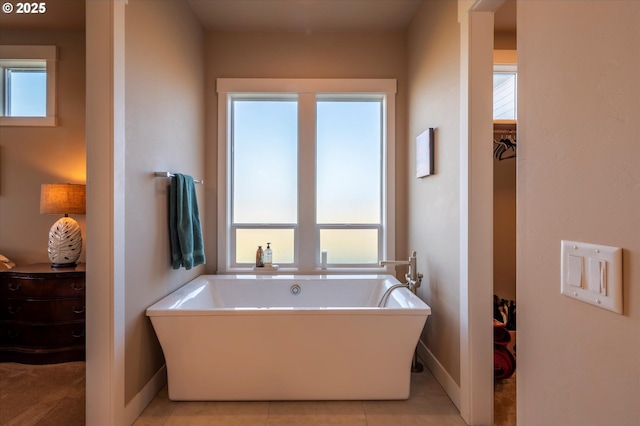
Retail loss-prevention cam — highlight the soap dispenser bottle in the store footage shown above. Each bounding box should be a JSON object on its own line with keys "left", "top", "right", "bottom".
{"left": 264, "top": 243, "right": 273, "bottom": 267}
{"left": 256, "top": 246, "right": 264, "bottom": 267}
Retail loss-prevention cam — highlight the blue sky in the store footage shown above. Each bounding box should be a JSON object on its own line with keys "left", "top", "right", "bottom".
{"left": 7, "top": 69, "right": 46, "bottom": 117}
{"left": 232, "top": 97, "right": 382, "bottom": 264}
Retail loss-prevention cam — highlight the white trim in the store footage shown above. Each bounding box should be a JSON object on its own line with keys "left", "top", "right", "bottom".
{"left": 0, "top": 116, "right": 56, "bottom": 126}
{"left": 217, "top": 92, "right": 230, "bottom": 274}
{"left": 216, "top": 78, "right": 397, "bottom": 273}
{"left": 459, "top": 1, "right": 503, "bottom": 424}
{"left": 0, "top": 45, "right": 56, "bottom": 60}
{"left": 383, "top": 91, "right": 396, "bottom": 263}
{"left": 298, "top": 93, "right": 316, "bottom": 269}
{"left": 124, "top": 365, "right": 167, "bottom": 425}
{"left": 85, "top": 1, "right": 127, "bottom": 425}
{"left": 217, "top": 78, "right": 396, "bottom": 94}
{"left": 417, "top": 339, "right": 461, "bottom": 409}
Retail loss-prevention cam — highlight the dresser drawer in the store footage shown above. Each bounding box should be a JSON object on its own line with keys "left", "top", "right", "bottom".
{"left": 0, "top": 276, "right": 85, "bottom": 298}
{"left": 0, "top": 322, "right": 85, "bottom": 348}
{"left": 0, "top": 264, "right": 85, "bottom": 363}
{"left": 0, "top": 298, "right": 85, "bottom": 322}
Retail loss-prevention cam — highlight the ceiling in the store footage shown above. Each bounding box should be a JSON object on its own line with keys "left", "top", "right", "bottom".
{"left": 187, "top": 0, "right": 422, "bottom": 32}
{"left": 0, "top": 0, "right": 515, "bottom": 34}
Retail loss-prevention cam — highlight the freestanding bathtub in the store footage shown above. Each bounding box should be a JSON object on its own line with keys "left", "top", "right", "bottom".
{"left": 146, "top": 274, "right": 431, "bottom": 401}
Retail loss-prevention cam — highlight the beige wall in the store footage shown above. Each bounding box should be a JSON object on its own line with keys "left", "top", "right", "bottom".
{"left": 493, "top": 34, "right": 517, "bottom": 303}
{"left": 493, "top": 154, "right": 516, "bottom": 301}
{"left": 0, "top": 30, "right": 85, "bottom": 266}
{"left": 204, "top": 30, "right": 409, "bottom": 274}
{"left": 407, "top": 1, "right": 461, "bottom": 384}
{"left": 123, "top": 0, "right": 205, "bottom": 404}
{"left": 518, "top": 2, "right": 640, "bottom": 425}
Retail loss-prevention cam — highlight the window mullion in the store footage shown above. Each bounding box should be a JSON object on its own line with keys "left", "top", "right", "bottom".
{"left": 297, "top": 93, "right": 316, "bottom": 270}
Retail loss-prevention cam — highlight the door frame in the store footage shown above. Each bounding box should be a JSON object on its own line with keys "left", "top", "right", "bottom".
{"left": 458, "top": 1, "right": 504, "bottom": 424}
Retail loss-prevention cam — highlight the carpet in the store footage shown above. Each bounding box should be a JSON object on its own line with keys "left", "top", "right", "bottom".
{"left": 494, "top": 370, "right": 516, "bottom": 425}
{"left": 0, "top": 362, "right": 85, "bottom": 426}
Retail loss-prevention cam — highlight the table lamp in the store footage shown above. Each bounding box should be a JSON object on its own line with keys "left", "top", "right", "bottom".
{"left": 40, "top": 183, "right": 86, "bottom": 267}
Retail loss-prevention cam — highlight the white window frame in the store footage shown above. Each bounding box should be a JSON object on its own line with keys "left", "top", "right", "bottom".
{"left": 217, "top": 78, "right": 397, "bottom": 274}
{"left": 493, "top": 50, "right": 517, "bottom": 123}
{"left": 0, "top": 45, "right": 57, "bottom": 127}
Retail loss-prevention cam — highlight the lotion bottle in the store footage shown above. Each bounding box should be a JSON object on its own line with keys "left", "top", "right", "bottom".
{"left": 256, "top": 246, "right": 264, "bottom": 267}
{"left": 264, "top": 243, "right": 273, "bottom": 267}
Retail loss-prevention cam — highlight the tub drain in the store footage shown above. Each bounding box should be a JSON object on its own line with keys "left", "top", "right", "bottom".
{"left": 290, "top": 284, "right": 301, "bottom": 295}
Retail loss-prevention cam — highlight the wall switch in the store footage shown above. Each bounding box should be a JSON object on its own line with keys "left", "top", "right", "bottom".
{"left": 567, "top": 255, "right": 583, "bottom": 287}
{"left": 587, "top": 257, "right": 606, "bottom": 295}
{"left": 561, "top": 240, "right": 623, "bottom": 314}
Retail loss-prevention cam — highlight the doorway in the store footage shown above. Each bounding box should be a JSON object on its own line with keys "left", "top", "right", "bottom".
{"left": 492, "top": 2, "right": 517, "bottom": 424}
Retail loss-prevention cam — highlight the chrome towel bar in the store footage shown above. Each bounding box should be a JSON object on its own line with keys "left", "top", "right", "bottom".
{"left": 154, "top": 172, "right": 203, "bottom": 184}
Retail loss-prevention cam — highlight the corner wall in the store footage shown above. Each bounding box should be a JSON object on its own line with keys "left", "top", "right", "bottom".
{"left": 123, "top": 0, "right": 205, "bottom": 406}
{"left": 0, "top": 30, "right": 85, "bottom": 266}
{"left": 407, "top": 0, "right": 461, "bottom": 387}
{"left": 518, "top": 2, "right": 640, "bottom": 424}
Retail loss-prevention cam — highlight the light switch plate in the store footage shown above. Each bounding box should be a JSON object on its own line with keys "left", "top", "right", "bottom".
{"left": 561, "top": 240, "right": 623, "bottom": 314}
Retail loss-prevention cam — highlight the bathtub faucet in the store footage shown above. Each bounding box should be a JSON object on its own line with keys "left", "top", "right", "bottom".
{"left": 380, "top": 251, "right": 423, "bottom": 293}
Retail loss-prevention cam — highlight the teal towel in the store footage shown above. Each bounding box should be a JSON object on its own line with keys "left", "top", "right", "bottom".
{"left": 169, "top": 173, "right": 205, "bottom": 270}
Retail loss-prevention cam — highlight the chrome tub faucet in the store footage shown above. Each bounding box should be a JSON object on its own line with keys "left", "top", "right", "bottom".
{"left": 380, "top": 250, "right": 423, "bottom": 293}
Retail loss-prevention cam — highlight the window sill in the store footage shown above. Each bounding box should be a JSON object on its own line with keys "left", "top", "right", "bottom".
{"left": 217, "top": 266, "right": 397, "bottom": 276}
{"left": 0, "top": 116, "right": 57, "bottom": 127}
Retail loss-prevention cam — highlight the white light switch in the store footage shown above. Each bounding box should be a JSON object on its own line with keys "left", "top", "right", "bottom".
{"left": 567, "top": 255, "right": 583, "bottom": 288}
{"left": 587, "top": 258, "right": 606, "bottom": 295}
{"left": 561, "top": 240, "right": 623, "bottom": 314}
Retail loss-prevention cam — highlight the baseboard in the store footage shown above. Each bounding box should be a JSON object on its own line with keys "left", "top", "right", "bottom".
{"left": 123, "top": 364, "right": 167, "bottom": 425}
{"left": 120, "top": 346, "right": 455, "bottom": 424}
{"left": 417, "top": 339, "right": 461, "bottom": 409}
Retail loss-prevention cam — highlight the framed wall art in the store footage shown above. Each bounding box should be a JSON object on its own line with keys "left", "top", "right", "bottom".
{"left": 416, "top": 127, "right": 434, "bottom": 178}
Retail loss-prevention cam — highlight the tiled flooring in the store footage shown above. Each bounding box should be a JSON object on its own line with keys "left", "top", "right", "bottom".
{"left": 133, "top": 367, "right": 467, "bottom": 426}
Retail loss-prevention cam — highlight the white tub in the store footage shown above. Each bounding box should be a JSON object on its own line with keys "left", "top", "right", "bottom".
{"left": 146, "top": 274, "right": 431, "bottom": 401}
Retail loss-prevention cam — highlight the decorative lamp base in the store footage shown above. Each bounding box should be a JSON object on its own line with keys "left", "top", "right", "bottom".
{"left": 51, "top": 262, "right": 78, "bottom": 268}
{"left": 48, "top": 216, "right": 82, "bottom": 267}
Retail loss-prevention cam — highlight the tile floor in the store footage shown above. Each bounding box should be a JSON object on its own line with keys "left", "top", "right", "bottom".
{"left": 133, "top": 367, "right": 467, "bottom": 426}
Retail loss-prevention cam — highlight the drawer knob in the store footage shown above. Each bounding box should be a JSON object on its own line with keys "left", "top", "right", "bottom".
{"left": 7, "top": 329, "right": 21, "bottom": 340}
{"left": 71, "top": 330, "right": 85, "bottom": 338}
{"left": 70, "top": 282, "right": 84, "bottom": 291}
{"left": 7, "top": 305, "right": 22, "bottom": 315}
{"left": 72, "top": 306, "right": 86, "bottom": 314}
{"left": 8, "top": 282, "right": 21, "bottom": 291}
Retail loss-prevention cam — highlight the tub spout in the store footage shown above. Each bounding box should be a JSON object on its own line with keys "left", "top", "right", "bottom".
{"left": 380, "top": 251, "right": 423, "bottom": 293}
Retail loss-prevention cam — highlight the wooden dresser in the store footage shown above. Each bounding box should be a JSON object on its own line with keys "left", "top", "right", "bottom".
{"left": 0, "top": 263, "right": 85, "bottom": 364}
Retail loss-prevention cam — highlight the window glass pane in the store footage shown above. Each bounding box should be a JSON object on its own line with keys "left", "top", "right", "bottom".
{"left": 236, "top": 228, "right": 295, "bottom": 264}
{"left": 232, "top": 99, "right": 298, "bottom": 223}
{"left": 493, "top": 72, "right": 517, "bottom": 120}
{"left": 320, "top": 229, "right": 378, "bottom": 264}
{"left": 316, "top": 99, "right": 381, "bottom": 224}
{"left": 6, "top": 69, "right": 46, "bottom": 117}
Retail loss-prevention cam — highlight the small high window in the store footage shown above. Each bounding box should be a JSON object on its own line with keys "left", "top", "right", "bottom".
{"left": 4, "top": 65, "right": 47, "bottom": 116}
{"left": 0, "top": 45, "right": 57, "bottom": 126}
{"left": 494, "top": 63, "right": 517, "bottom": 121}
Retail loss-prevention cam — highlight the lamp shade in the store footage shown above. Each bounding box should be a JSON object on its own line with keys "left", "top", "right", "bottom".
{"left": 40, "top": 183, "right": 86, "bottom": 215}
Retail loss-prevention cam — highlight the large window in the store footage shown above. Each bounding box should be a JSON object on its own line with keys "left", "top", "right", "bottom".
{"left": 232, "top": 97, "right": 298, "bottom": 265}
{"left": 217, "top": 79, "right": 396, "bottom": 272}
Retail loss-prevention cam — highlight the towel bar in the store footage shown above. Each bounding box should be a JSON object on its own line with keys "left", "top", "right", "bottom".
{"left": 154, "top": 172, "right": 203, "bottom": 184}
